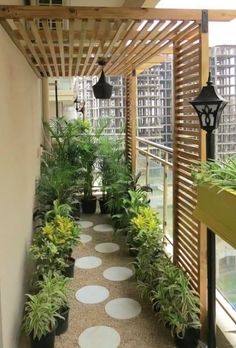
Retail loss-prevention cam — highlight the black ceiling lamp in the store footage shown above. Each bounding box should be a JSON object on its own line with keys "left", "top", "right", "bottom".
{"left": 92, "top": 58, "right": 113, "bottom": 99}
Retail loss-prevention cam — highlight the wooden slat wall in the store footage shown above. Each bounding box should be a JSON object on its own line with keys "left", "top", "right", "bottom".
{"left": 125, "top": 72, "right": 137, "bottom": 172}
{"left": 173, "top": 24, "right": 208, "bottom": 334}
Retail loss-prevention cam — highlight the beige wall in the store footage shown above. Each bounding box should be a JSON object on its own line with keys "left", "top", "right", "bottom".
{"left": 0, "top": 23, "right": 42, "bottom": 348}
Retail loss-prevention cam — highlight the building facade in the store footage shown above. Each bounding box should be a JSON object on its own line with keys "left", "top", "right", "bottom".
{"left": 210, "top": 45, "right": 236, "bottom": 158}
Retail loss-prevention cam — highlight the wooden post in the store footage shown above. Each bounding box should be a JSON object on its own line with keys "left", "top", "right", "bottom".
{"left": 125, "top": 70, "right": 137, "bottom": 173}
{"left": 198, "top": 11, "right": 208, "bottom": 341}
{"left": 163, "top": 152, "right": 168, "bottom": 236}
{"left": 42, "top": 77, "right": 50, "bottom": 150}
{"left": 173, "top": 20, "right": 208, "bottom": 343}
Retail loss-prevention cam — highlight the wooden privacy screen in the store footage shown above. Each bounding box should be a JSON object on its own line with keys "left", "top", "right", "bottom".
{"left": 173, "top": 25, "right": 208, "bottom": 328}
{"left": 125, "top": 73, "right": 137, "bottom": 172}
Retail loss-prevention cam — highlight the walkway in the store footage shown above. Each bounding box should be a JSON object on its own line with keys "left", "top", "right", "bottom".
{"left": 55, "top": 213, "right": 175, "bottom": 348}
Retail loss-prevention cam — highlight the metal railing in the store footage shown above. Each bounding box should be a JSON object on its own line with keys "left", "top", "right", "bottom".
{"left": 136, "top": 136, "right": 173, "bottom": 237}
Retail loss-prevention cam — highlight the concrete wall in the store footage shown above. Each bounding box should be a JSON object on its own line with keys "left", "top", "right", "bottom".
{"left": 0, "top": 22, "right": 42, "bottom": 348}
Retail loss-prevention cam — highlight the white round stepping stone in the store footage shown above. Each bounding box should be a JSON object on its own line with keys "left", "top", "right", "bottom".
{"left": 76, "top": 285, "right": 109, "bottom": 304}
{"left": 75, "top": 256, "right": 102, "bottom": 269}
{"left": 78, "top": 326, "right": 120, "bottom": 348}
{"left": 79, "top": 221, "right": 94, "bottom": 229}
{"left": 93, "top": 224, "right": 113, "bottom": 233}
{"left": 95, "top": 242, "right": 120, "bottom": 254}
{"left": 105, "top": 298, "right": 141, "bottom": 319}
{"left": 80, "top": 234, "right": 92, "bottom": 244}
{"left": 103, "top": 267, "right": 133, "bottom": 281}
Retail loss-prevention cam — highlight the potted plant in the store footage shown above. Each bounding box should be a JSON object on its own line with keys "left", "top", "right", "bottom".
{"left": 79, "top": 133, "right": 98, "bottom": 213}
{"left": 111, "top": 188, "right": 149, "bottom": 235}
{"left": 192, "top": 156, "right": 236, "bottom": 248}
{"left": 135, "top": 252, "right": 168, "bottom": 312}
{"left": 151, "top": 259, "right": 201, "bottom": 348}
{"left": 22, "top": 291, "right": 60, "bottom": 348}
{"left": 128, "top": 206, "right": 162, "bottom": 255}
{"left": 31, "top": 215, "right": 81, "bottom": 278}
{"left": 35, "top": 272, "right": 70, "bottom": 336}
{"left": 98, "top": 135, "right": 125, "bottom": 214}
{"left": 36, "top": 163, "right": 79, "bottom": 217}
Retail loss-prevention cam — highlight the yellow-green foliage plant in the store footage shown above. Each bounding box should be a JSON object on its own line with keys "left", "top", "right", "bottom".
{"left": 41, "top": 215, "right": 81, "bottom": 257}
{"left": 31, "top": 215, "right": 80, "bottom": 275}
{"left": 129, "top": 206, "right": 163, "bottom": 253}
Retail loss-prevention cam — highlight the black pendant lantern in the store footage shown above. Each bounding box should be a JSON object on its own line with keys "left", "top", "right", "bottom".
{"left": 92, "top": 59, "right": 113, "bottom": 99}
{"left": 189, "top": 72, "right": 227, "bottom": 133}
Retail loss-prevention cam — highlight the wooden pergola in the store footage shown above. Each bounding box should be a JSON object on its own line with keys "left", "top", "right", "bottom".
{"left": 1, "top": 5, "right": 235, "bottom": 337}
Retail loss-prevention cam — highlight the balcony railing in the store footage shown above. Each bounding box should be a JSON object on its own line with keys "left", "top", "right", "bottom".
{"left": 136, "top": 137, "right": 173, "bottom": 242}
{"left": 136, "top": 137, "right": 236, "bottom": 334}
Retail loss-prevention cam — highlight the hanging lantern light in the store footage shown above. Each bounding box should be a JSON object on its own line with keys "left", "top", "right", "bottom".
{"left": 92, "top": 58, "right": 113, "bottom": 99}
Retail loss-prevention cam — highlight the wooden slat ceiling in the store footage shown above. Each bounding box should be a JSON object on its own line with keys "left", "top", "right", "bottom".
{"left": 0, "top": 6, "right": 235, "bottom": 78}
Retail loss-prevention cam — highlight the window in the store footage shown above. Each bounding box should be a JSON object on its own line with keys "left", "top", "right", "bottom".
{"left": 37, "top": 0, "right": 63, "bottom": 29}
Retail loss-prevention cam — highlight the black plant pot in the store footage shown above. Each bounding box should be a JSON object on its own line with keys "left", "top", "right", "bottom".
{"left": 56, "top": 306, "right": 70, "bottom": 336}
{"left": 128, "top": 246, "right": 138, "bottom": 257}
{"left": 72, "top": 202, "right": 81, "bottom": 219}
{"left": 63, "top": 257, "right": 75, "bottom": 278}
{"left": 174, "top": 328, "right": 200, "bottom": 348}
{"left": 30, "top": 328, "right": 55, "bottom": 348}
{"left": 81, "top": 196, "right": 97, "bottom": 214}
{"left": 99, "top": 197, "right": 109, "bottom": 214}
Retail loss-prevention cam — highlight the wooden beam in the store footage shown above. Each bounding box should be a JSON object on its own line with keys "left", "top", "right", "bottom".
{"left": 123, "top": 0, "right": 146, "bottom": 7}
{"left": 29, "top": 20, "right": 53, "bottom": 77}
{"left": 42, "top": 19, "right": 59, "bottom": 77}
{"left": 81, "top": 19, "right": 96, "bottom": 76}
{"left": 56, "top": 20, "right": 65, "bottom": 77}
{"left": 136, "top": 49, "right": 172, "bottom": 74}
{"left": 0, "top": 19, "right": 40, "bottom": 78}
{"left": 0, "top": 6, "right": 236, "bottom": 22}
{"left": 14, "top": 19, "right": 47, "bottom": 77}
{"left": 68, "top": 18, "right": 75, "bottom": 77}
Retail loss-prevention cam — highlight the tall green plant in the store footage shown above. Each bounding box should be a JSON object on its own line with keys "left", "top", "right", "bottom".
{"left": 151, "top": 259, "right": 201, "bottom": 338}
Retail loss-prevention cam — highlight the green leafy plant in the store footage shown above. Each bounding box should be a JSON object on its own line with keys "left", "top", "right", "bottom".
{"left": 30, "top": 239, "right": 67, "bottom": 275}
{"left": 45, "top": 200, "right": 73, "bottom": 222}
{"left": 98, "top": 135, "right": 125, "bottom": 200}
{"left": 36, "top": 164, "right": 79, "bottom": 209}
{"left": 44, "top": 117, "right": 90, "bottom": 167}
{"left": 151, "top": 259, "right": 201, "bottom": 339}
{"left": 128, "top": 206, "right": 163, "bottom": 253}
{"left": 111, "top": 189, "right": 149, "bottom": 232}
{"left": 22, "top": 291, "right": 61, "bottom": 340}
{"left": 134, "top": 251, "right": 165, "bottom": 300}
{"left": 192, "top": 155, "right": 236, "bottom": 191}
{"left": 35, "top": 272, "right": 70, "bottom": 310}
{"left": 79, "top": 133, "right": 97, "bottom": 199}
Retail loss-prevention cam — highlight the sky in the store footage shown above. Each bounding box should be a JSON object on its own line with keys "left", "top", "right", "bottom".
{"left": 156, "top": 0, "right": 236, "bottom": 46}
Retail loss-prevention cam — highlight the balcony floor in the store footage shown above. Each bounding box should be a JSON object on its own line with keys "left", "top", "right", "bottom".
{"left": 55, "top": 213, "right": 175, "bottom": 348}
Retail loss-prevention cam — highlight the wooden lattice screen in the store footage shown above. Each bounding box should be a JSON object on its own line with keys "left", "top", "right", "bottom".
{"left": 125, "top": 73, "right": 137, "bottom": 172}
{"left": 173, "top": 24, "right": 208, "bottom": 331}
